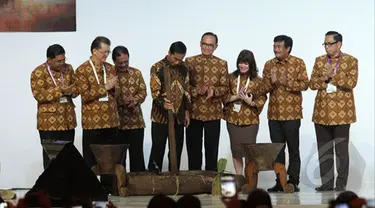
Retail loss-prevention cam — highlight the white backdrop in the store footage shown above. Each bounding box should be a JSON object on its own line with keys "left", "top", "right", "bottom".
{"left": 0, "top": 0, "right": 373, "bottom": 189}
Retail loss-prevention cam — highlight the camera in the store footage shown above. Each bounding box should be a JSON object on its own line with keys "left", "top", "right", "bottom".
{"left": 220, "top": 174, "right": 237, "bottom": 198}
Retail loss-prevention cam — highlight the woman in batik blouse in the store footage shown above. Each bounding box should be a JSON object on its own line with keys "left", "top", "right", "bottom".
{"left": 223, "top": 50, "right": 267, "bottom": 175}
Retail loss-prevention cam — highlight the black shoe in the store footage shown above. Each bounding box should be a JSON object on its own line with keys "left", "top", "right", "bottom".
{"left": 291, "top": 184, "right": 300, "bottom": 192}
{"left": 315, "top": 186, "right": 334, "bottom": 192}
{"left": 267, "top": 183, "right": 284, "bottom": 192}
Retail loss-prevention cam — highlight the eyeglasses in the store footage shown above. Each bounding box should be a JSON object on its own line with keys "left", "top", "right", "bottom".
{"left": 201, "top": 42, "right": 216, "bottom": 49}
{"left": 322, "top": 41, "right": 338, "bottom": 47}
{"left": 98, "top": 50, "right": 111, "bottom": 55}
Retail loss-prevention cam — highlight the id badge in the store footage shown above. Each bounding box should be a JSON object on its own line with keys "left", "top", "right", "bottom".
{"left": 99, "top": 93, "right": 109, "bottom": 102}
{"left": 59, "top": 97, "right": 68, "bottom": 103}
{"left": 327, "top": 83, "right": 337, "bottom": 93}
{"left": 233, "top": 103, "right": 241, "bottom": 112}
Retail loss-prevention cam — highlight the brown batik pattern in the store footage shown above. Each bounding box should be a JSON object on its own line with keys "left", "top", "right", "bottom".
{"left": 223, "top": 73, "right": 267, "bottom": 125}
{"left": 185, "top": 54, "right": 229, "bottom": 121}
{"left": 309, "top": 53, "right": 358, "bottom": 125}
{"left": 255, "top": 55, "right": 309, "bottom": 120}
{"left": 74, "top": 57, "right": 120, "bottom": 129}
{"left": 31, "top": 63, "right": 77, "bottom": 130}
{"left": 150, "top": 57, "right": 191, "bottom": 125}
{"left": 116, "top": 67, "right": 147, "bottom": 130}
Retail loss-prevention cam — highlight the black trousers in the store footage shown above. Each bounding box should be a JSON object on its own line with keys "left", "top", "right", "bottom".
{"left": 186, "top": 119, "right": 221, "bottom": 171}
{"left": 117, "top": 128, "right": 145, "bottom": 172}
{"left": 269, "top": 120, "right": 301, "bottom": 185}
{"left": 39, "top": 129, "right": 75, "bottom": 169}
{"left": 148, "top": 122, "right": 184, "bottom": 172}
{"left": 314, "top": 123, "right": 350, "bottom": 189}
{"left": 82, "top": 127, "right": 118, "bottom": 193}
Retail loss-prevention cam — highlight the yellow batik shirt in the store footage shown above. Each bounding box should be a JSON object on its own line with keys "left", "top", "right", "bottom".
{"left": 224, "top": 73, "right": 267, "bottom": 125}
{"left": 31, "top": 63, "right": 77, "bottom": 131}
{"left": 116, "top": 67, "right": 147, "bottom": 130}
{"left": 150, "top": 57, "right": 191, "bottom": 125}
{"left": 185, "top": 54, "right": 229, "bottom": 121}
{"left": 256, "top": 55, "right": 309, "bottom": 120}
{"left": 309, "top": 53, "right": 358, "bottom": 125}
{"left": 74, "top": 57, "right": 120, "bottom": 129}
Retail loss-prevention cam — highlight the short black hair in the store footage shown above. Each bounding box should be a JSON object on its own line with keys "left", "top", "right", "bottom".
{"left": 46, "top": 44, "right": 65, "bottom": 59}
{"left": 169, "top": 41, "right": 187, "bottom": 54}
{"left": 201, "top": 32, "right": 218, "bottom": 44}
{"left": 274, "top": 35, "right": 293, "bottom": 54}
{"left": 246, "top": 188, "right": 273, "bottom": 208}
{"left": 177, "top": 195, "right": 201, "bottom": 208}
{"left": 112, "top": 46, "right": 129, "bottom": 62}
{"left": 147, "top": 194, "right": 177, "bottom": 208}
{"left": 325, "top": 31, "right": 343, "bottom": 42}
{"left": 90, "top": 36, "right": 111, "bottom": 54}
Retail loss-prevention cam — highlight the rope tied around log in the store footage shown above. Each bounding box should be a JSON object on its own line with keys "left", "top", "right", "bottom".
{"left": 152, "top": 177, "right": 155, "bottom": 194}
{"left": 198, "top": 175, "right": 206, "bottom": 185}
{"left": 173, "top": 175, "right": 180, "bottom": 196}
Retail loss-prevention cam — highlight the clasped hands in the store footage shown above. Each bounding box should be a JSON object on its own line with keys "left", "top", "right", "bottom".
{"left": 198, "top": 84, "right": 214, "bottom": 100}
{"left": 105, "top": 74, "right": 118, "bottom": 91}
{"left": 233, "top": 87, "right": 256, "bottom": 107}
{"left": 324, "top": 63, "right": 335, "bottom": 81}
{"left": 123, "top": 94, "right": 137, "bottom": 108}
{"left": 61, "top": 84, "right": 74, "bottom": 96}
{"left": 271, "top": 70, "right": 288, "bottom": 86}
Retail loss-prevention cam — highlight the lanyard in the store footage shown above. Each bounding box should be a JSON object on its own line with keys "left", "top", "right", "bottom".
{"left": 46, "top": 63, "right": 64, "bottom": 87}
{"left": 89, "top": 59, "right": 106, "bottom": 85}
{"left": 236, "top": 75, "right": 250, "bottom": 94}
{"left": 328, "top": 51, "right": 342, "bottom": 73}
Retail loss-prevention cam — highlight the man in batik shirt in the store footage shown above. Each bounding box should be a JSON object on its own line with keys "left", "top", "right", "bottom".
{"left": 310, "top": 31, "right": 358, "bottom": 192}
{"left": 185, "top": 32, "right": 229, "bottom": 172}
{"left": 148, "top": 41, "right": 191, "bottom": 172}
{"left": 113, "top": 45, "right": 147, "bottom": 172}
{"left": 31, "top": 44, "right": 77, "bottom": 169}
{"left": 256, "top": 35, "right": 309, "bottom": 192}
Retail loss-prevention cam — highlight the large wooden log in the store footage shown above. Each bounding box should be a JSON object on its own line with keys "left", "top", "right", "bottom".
{"left": 120, "top": 171, "right": 245, "bottom": 196}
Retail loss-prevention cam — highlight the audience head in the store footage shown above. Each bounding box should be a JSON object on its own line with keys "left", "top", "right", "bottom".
{"left": 246, "top": 188, "right": 273, "bottom": 208}
{"left": 240, "top": 199, "right": 247, "bottom": 208}
{"left": 17, "top": 191, "right": 52, "bottom": 208}
{"left": 329, "top": 191, "right": 359, "bottom": 208}
{"left": 177, "top": 195, "right": 201, "bottom": 208}
{"left": 147, "top": 194, "right": 177, "bottom": 208}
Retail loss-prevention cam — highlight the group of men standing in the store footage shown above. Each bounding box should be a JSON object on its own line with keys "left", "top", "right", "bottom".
{"left": 31, "top": 31, "right": 358, "bottom": 193}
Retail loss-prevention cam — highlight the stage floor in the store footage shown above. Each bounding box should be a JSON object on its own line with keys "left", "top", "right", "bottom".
{"left": 9, "top": 182, "right": 375, "bottom": 208}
